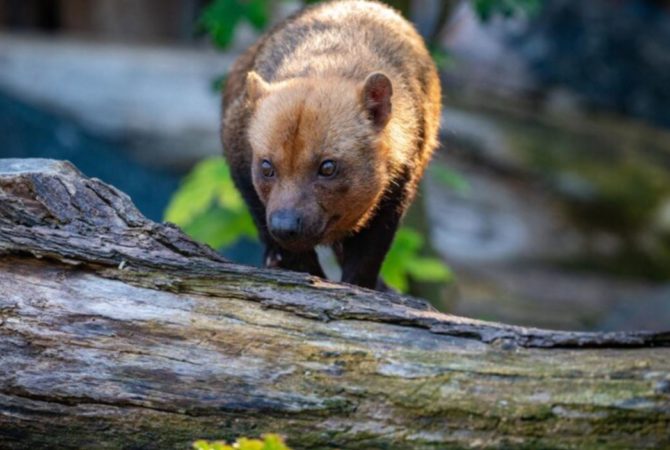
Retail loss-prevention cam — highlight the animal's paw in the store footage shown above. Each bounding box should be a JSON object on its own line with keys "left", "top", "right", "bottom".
{"left": 265, "top": 249, "right": 283, "bottom": 268}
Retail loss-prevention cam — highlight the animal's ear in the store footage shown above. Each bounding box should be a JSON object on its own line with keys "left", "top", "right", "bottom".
{"left": 361, "top": 72, "right": 393, "bottom": 131}
{"left": 246, "top": 71, "right": 271, "bottom": 102}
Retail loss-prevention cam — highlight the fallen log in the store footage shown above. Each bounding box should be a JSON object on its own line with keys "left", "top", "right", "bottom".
{"left": 0, "top": 158, "right": 668, "bottom": 449}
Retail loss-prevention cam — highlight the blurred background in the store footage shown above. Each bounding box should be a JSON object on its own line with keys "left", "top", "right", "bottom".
{"left": 1, "top": 0, "right": 669, "bottom": 331}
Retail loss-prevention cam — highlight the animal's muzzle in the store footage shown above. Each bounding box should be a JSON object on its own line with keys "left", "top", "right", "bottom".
{"left": 269, "top": 209, "right": 303, "bottom": 242}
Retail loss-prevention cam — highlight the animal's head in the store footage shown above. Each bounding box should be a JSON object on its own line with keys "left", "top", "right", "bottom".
{"left": 246, "top": 71, "right": 394, "bottom": 251}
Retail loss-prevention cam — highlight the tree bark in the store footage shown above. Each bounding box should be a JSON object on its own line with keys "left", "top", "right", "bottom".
{"left": 0, "top": 158, "right": 668, "bottom": 450}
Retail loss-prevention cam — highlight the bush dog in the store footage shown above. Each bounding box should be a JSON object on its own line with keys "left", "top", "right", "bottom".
{"left": 222, "top": 0, "right": 441, "bottom": 290}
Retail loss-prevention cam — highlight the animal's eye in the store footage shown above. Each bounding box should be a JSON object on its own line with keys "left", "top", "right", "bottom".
{"left": 261, "top": 160, "right": 275, "bottom": 178}
{"left": 318, "top": 160, "right": 337, "bottom": 178}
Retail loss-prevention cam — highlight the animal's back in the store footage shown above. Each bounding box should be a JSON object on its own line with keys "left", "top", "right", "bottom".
{"left": 253, "top": 2, "right": 429, "bottom": 84}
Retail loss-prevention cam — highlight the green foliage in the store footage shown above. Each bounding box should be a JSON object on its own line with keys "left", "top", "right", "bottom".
{"left": 473, "top": 0, "right": 542, "bottom": 21}
{"left": 200, "top": 0, "right": 271, "bottom": 49}
{"left": 193, "top": 434, "right": 291, "bottom": 450}
{"left": 164, "top": 157, "right": 257, "bottom": 249}
{"left": 381, "top": 228, "right": 453, "bottom": 292}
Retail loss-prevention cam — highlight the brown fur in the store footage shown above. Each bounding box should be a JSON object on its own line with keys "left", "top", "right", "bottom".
{"left": 247, "top": 75, "right": 387, "bottom": 246}
{"left": 222, "top": 0, "right": 441, "bottom": 286}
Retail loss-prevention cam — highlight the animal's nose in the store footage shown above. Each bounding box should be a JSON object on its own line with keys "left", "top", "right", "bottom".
{"left": 269, "top": 209, "right": 303, "bottom": 242}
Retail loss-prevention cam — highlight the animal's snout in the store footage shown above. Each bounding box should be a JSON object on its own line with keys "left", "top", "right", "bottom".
{"left": 269, "top": 209, "right": 303, "bottom": 242}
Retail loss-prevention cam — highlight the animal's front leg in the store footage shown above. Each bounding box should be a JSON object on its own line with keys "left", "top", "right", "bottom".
{"left": 339, "top": 199, "right": 402, "bottom": 290}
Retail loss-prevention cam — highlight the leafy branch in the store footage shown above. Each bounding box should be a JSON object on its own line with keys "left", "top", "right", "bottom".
{"left": 193, "top": 434, "right": 291, "bottom": 450}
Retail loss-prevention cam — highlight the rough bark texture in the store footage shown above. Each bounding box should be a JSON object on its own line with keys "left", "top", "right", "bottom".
{"left": 0, "top": 158, "right": 668, "bottom": 450}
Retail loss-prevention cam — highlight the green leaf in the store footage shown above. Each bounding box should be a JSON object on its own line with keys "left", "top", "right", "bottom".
{"left": 380, "top": 265, "right": 407, "bottom": 291}
{"left": 193, "top": 440, "right": 234, "bottom": 450}
{"left": 235, "top": 437, "right": 264, "bottom": 450}
{"left": 261, "top": 434, "right": 291, "bottom": 450}
{"left": 381, "top": 227, "right": 452, "bottom": 292}
{"left": 406, "top": 257, "right": 453, "bottom": 282}
{"left": 182, "top": 206, "right": 257, "bottom": 250}
{"left": 391, "top": 228, "right": 424, "bottom": 254}
{"left": 192, "top": 441, "right": 211, "bottom": 450}
{"left": 200, "top": 0, "right": 270, "bottom": 49}
{"left": 245, "top": 0, "right": 271, "bottom": 30}
{"left": 165, "top": 157, "right": 258, "bottom": 250}
{"left": 164, "top": 157, "right": 226, "bottom": 226}
{"left": 211, "top": 443, "right": 233, "bottom": 450}
{"left": 200, "top": 0, "right": 243, "bottom": 48}
{"left": 193, "top": 434, "right": 291, "bottom": 450}
{"left": 380, "top": 228, "right": 424, "bottom": 291}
